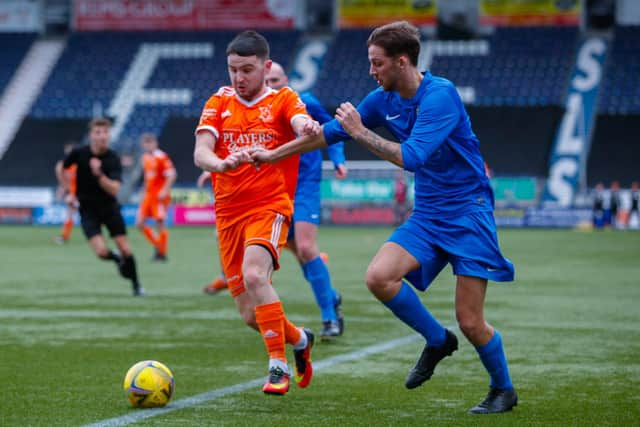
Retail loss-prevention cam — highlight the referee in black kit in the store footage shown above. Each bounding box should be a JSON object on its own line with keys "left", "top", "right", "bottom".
{"left": 62, "top": 117, "right": 143, "bottom": 296}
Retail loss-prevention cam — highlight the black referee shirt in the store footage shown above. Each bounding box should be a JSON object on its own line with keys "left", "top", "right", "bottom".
{"left": 63, "top": 145, "right": 122, "bottom": 206}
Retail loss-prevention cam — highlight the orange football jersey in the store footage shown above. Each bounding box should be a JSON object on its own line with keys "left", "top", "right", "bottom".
{"left": 142, "top": 149, "right": 176, "bottom": 196}
{"left": 196, "top": 86, "right": 305, "bottom": 222}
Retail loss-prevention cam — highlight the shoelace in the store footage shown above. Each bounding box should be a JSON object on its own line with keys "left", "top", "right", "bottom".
{"left": 269, "top": 367, "right": 286, "bottom": 382}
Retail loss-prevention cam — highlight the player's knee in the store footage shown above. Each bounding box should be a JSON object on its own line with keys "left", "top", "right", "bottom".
{"left": 456, "top": 310, "right": 483, "bottom": 340}
{"left": 296, "top": 242, "right": 316, "bottom": 263}
{"left": 242, "top": 268, "right": 266, "bottom": 291}
{"left": 365, "top": 266, "right": 390, "bottom": 295}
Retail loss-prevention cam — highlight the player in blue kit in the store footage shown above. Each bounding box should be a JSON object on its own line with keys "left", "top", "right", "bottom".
{"left": 251, "top": 21, "right": 517, "bottom": 414}
{"left": 265, "top": 62, "right": 348, "bottom": 339}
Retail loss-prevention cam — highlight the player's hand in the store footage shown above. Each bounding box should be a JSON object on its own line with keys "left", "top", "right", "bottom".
{"left": 89, "top": 157, "right": 102, "bottom": 177}
{"left": 301, "top": 119, "right": 321, "bottom": 136}
{"left": 65, "top": 194, "right": 79, "bottom": 208}
{"left": 158, "top": 189, "right": 168, "bottom": 200}
{"left": 335, "top": 164, "right": 348, "bottom": 180}
{"left": 249, "top": 148, "right": 275, "bottom": 166}
{"left": 335, "top": 102, "right": 364, "bottom": 138}
{"left": 219, "top": 151, "right": 251, "bottom": 172}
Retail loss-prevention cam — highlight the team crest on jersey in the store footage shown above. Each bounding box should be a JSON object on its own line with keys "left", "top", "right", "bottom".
{"left": 258, "top": 106, "right": 273, "bottom": 123}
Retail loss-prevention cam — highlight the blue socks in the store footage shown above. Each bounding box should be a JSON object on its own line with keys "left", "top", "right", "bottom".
{"left": 476, "top": 329, "right": 513, "bottom": 390}
{"left": 383, "top": 281, "right": 446, "bottom": 347}
{"left": 302, "top": 256, "right": 337, "bottom": 321}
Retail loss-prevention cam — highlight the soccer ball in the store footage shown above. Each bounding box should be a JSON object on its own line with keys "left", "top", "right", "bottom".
{"left": 123, "top": 360, "right": 174, "bottom": 408}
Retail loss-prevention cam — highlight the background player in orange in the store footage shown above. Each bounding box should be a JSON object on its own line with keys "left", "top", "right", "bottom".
{"left": 55, "top": 142, "right": 78, "bottom": 244}
{"left": 135, "top": 133, "right": 177, "bottom": 262}
{"left": 193, "top": 30, "right": 318, "bottom": 395}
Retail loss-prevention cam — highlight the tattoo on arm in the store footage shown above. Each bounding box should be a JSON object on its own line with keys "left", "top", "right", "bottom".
{"left": 354, "top": 129, "right": 403, "bottom": 167}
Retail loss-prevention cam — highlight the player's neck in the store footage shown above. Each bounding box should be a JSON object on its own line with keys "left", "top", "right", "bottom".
{"left": 238, "top": 85, "right": 268, "bottom": 103}
{"left": 396, "top": 69, "right": 423, "bottom": 99}
{"left": 90, "top": 142, "right": 107, "bottom": 156}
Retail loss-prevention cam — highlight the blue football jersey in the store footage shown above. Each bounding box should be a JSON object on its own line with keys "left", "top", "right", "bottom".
{"left": 323, "top": 71, "right": 493, "bottom": 218}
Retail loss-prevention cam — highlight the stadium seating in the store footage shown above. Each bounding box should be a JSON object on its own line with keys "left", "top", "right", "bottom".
{"left": 314, "top": 29, "right": 379, "bottom": 108}
{"left": 0, "top": 33, "right": 37, "bottom": 95}
{"left": 30, "top": 30, "right": 301, "bottom": 150}
{"left": 598, "top": 26, "right": 640, "bottom": 114}
{"left": 430, "top": 27, "right": 578, "bottom": 107}
{"left": 314, "top": 27, "right": 578, "bottom": 109}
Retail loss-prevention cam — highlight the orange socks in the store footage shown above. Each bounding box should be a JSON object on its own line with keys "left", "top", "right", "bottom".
{"left": 141, "top": 226, "right": 158, "bottom": 247}
{"left": 61, "top": 218, "right": 73, "bottom": 241}
{"left": 283, "top": 317, "right": 302, "bottom": 346}
{"left": 158, "top": 229, "right": 168, "bottom": 256}
{"left": 255, "top": 301, "right": 287, "bottom": 363}
{"left": 142, "top": 226, "right": 169, "bottom": 256}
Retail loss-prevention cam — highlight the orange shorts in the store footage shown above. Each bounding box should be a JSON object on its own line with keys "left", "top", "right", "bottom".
{"left": 217, "top": 210, "right": 289, "bottom": 297}
{"left": 138, "top": 195, "right": 170, "bottom": 221}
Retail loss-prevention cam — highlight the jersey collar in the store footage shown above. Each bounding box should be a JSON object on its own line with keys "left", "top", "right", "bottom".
{"left": 235, "top": 87, "right": 276, "bottom": 107}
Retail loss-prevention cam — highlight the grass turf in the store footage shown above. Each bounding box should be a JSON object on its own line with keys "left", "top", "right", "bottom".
{"left": 0, "top": 226, "right": 639, "bottom": 426}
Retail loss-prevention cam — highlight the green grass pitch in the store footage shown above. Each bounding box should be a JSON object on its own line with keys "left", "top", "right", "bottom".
{"left": 1, "top": 225, "right": 639, "bottom": 426}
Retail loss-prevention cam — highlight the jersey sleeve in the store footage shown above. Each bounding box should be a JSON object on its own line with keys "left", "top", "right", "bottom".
{"left": 322, "top": 90, "right": 382, "bottom": 146}
{"left": 282, "top": 88, "right": 310, "bottom": 129}
{"left": 195, "top": 92, "right": 223, "bottom": 139}
{"left": 401, "top": 87, "right": 460, "bottom": 173}
{"left": 161, "top": 154, "right": 176, "bottom": 177}
{"left": 301, "top": 93, "right": 347, "bottom": 166}
{"left": 62, "top": 147, "right": 78, "bottom": 168}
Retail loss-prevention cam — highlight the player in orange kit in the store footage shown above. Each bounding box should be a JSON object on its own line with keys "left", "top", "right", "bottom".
{"left": 193, "top": 30, "right": 318, "bottom": 395}
{"left": 55, "top": 143, "right": 79, "bottom": 244}
{"left": 135, "top": 133, "right": 177, "bottom": 261}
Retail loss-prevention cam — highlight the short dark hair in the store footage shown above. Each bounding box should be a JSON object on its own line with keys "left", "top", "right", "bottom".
{"left": 88, "top": 117, "right": 112, "bottom": 130}
{"left": 367, "top": 21, "right": 421, "bottom": 66}
{"left": 226, "top": 30, "right": 270, "bottom": 60}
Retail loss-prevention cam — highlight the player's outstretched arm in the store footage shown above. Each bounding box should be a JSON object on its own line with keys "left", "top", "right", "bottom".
{"left": 336, "top": 102, "right": 403, "bottom": 168}
{"left": 194, "top": 131, "right": 251, "bottom": 173}
{"left": 251, "top": 132, "right": 327, "bottom": 165}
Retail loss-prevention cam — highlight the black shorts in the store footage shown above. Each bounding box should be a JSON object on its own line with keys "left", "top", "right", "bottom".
{"left": 79, "top": 203, "right": 127, "bottom": 239}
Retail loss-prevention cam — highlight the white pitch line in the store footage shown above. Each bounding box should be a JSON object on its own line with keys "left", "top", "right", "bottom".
{"left": 84, "top": 334, "right": 420, "bottom": 427}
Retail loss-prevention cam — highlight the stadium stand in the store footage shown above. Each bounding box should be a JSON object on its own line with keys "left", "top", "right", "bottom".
{"left": 0, "top": 33, "right": 37, "bottom": 95}
{"left": 588, "top": 26, "right": 640, "bottom": 186}
{"left": 314, "top": 27, "right": 578, "bottom": 109}
{"left": 430, "top": 27, "right": 578, "bottom": 107}
{"left": 30, "top": 30, "right": 301, "bottom": 148}
{"left": 598, "top": 26, "right": 640, "bottom": 114}
{"left": 3, "top": 24, "right": 637, "bottom": 190}
{"left": 314, "top": 29, "right": 379, "bottom": 108}
{"left": 0, "top": 30, "right": 301, "bottom": 185}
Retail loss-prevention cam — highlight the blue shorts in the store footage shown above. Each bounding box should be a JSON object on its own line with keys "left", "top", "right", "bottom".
{"left": 388, "top": 211, "right": 515, "bottom": 291}
{"left": 292, "top": 178, "right": 321, "bottom": 225}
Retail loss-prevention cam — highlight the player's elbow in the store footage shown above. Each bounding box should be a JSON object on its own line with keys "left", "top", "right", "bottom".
{"left": 193, "top": 149, "right": 204, "bottom": 169}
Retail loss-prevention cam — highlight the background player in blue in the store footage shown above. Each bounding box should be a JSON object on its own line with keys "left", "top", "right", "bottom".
{"left": 265, "top": 62, "right": 348, "bottom": 339}
{"left": 252, "top": 21, "right": 517, "bottom": 414}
